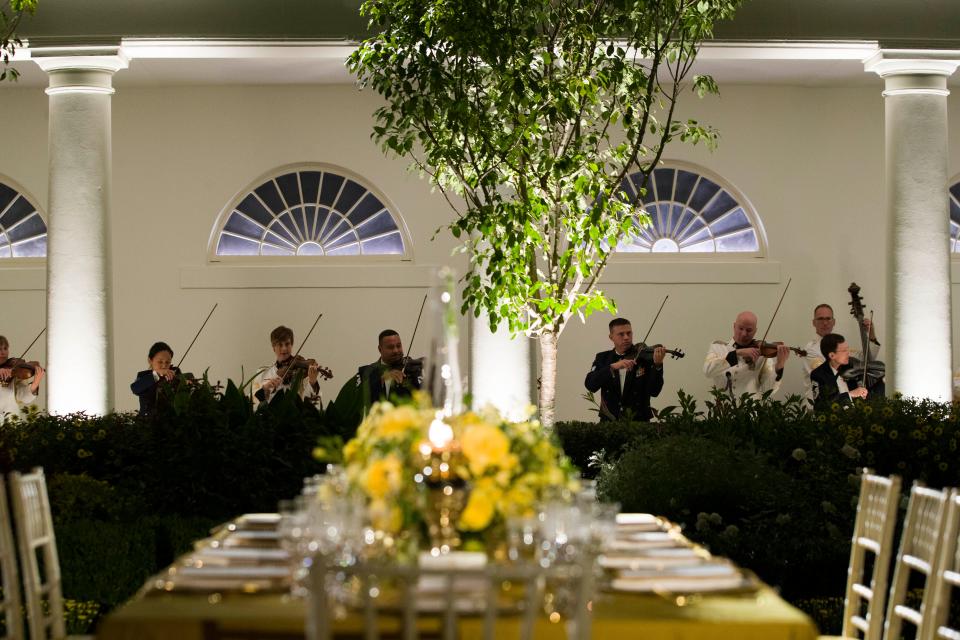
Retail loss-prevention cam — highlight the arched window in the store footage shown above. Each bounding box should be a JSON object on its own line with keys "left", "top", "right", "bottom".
{"left": 616, "top": 163, "right": 765, "bottom": 255}
{"left": 211, "top": 165, "right": 409, "bottom": 258}
{"left": 0, "top": 178, "right": 46, "bottom": 258}
{"left": 950, "top": 178, "right": 960, "bottom": 253}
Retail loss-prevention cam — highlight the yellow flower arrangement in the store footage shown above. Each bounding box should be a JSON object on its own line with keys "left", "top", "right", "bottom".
{"left": 340, "top": 393, "right": 579, "bottom": 545}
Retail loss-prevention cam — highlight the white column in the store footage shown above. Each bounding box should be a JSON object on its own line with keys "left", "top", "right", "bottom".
{"left": 34, "top": 51, "right": 127, "bottom": 414}
{"left": 865, "top": 51, "right": 959, "bottom": 401}
{"left": 470, "top": 312, "right": 532, "bottom": 421}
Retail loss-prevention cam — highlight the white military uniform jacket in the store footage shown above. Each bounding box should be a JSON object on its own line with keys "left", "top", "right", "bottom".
{"left": 0, "top": 378, "right": 36, "bottom": 420}
{"left": 704, "top": 340, "right": 782, "bottom": 399}
{"left": 801, "top": 335, "right": 878, "bottom": 403}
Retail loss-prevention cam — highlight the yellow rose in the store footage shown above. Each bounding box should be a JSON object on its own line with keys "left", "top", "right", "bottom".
{"left": 460, "top": 480, "right": 502, "bottom": 531}
{"left": 362, "top": 455, "right": 404, "bottom": 499}
{"left": 376, "top": 405, "right": 424, "bottom": 438}
{"left": 461, "top": 423, "right": 511, "bottom": 476}
{"left": 502, "top": 483, "right": 536, "bottom": 517}
{"left": 343, "top": 439, "right": 360, "bottom": 462}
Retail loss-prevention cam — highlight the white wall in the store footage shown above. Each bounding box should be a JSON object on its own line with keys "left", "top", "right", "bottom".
{"left": 1, "top": 80, "right": 957, "bottom": 419}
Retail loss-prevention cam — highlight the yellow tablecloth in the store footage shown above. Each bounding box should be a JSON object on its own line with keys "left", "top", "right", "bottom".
{"left": 96, "top": 584, "right": 818, "bottom": 640}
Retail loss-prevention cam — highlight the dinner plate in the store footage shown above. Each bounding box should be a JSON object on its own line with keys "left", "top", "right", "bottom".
{"left": 176, "top": 565, "right": 290, "bottom": 579}
{"left": 615, "top": 513, "right": 659, "bottom": 526}
{"left": 190, "top": 547, "right": 290, "bottom": 565}
{"left": 610, "top": 574, "right": 749, "bottom": 594}
{"left": 605, "top": 538, "right": 685, "bottom": 552}
{"left": 148, "top": 577, "right": 282, "bottom": 594}
{"left": 228, "top": 530, "right": 280, "bottom": 540}
{"left": 616, "top": 531, "right": 677, "bottom": 543}
{"left": 604, "top": 546, "right": 703, "bottom": 559}
{"left": 237, "top": 513, "right": 282, "bottom": 526}
{"left": 617, "top": 561, "right": 739, "bottom": 579}
{"left": 598, "top": 554, "right": 706, "bottom": 570}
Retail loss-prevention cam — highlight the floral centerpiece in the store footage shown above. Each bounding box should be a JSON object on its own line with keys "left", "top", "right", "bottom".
{"left": 342, "top": 393, "right": 579, "bottom": 553}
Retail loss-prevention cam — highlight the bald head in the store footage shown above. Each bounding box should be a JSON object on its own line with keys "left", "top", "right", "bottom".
{"left": 733, "top": 311, "right": 758, "bottom": 346}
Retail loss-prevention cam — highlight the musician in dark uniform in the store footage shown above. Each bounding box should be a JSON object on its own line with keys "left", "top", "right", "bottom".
{"left": 356, "top": 329, "right": 423, "bottom": 406}
{"left": 810, "top": 333, "right": 868, "bottom": 412}
{"left": 584, "top": 318, "right": 665, "bottom": 422}
{"left": 130, "top": 341, "right": 180, "bottom": 415}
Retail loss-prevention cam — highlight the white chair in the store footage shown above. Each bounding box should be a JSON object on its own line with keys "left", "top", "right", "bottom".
{"left": 9, "top": 468, "right": 65, "bottom": 640}
{"left": 831, "top": 471, "right": 901, "bottom": 640}
{"left": 922, "top": 489, "right": 960, "bottom": 640}
{"left": 0, "top": 474, "right": 24, "bottom": 640}
{"left": 307, "top": 554, "right": 594, "bottom": 640}
{"left": 882, "top": 482, "right": 950, "bottom": 640}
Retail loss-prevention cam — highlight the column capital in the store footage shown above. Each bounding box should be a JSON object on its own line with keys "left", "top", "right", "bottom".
{"left": 864, "top": 50, "right": 960, "bottom": 97}
{"left": 864, "top": 49, "right": 960, "bottom": 78}
{"left": 31, "top": 46, "right": 128, "bottom": 95}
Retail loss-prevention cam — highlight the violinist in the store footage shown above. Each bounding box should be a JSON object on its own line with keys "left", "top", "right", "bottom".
{"left": 584, "top": 318, "right": 665, "bottom": 422}
{"left": 704, "top": 311, "right": 790, "bottom": 399}
{"left": 356, "top": 329, "right": 423, "bottom": 406}
{"left": 130, "top": 341, "right": 181, "bottom": 416}
{"left": 810, "top": 333, "right": 868, "bottom": 411}
{"left": 254, "top": 326, "right": 322, "bottom": 406}
{"left": 802, "top": 303, "right": 881, "bottom": 404}
{"left": 0, "top": 335, "right": 44, "bottom": 419}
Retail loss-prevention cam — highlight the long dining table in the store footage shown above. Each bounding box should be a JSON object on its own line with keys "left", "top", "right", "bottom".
{"left": 96, "top": 513, "right": 818, "bottom": 640}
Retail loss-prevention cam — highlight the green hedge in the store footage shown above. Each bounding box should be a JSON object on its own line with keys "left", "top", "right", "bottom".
{"left": 0, "top": 378, "right": 342, "bottom": 632}
{"left": 557, "top": 391, "right": 960, "bottom": 633}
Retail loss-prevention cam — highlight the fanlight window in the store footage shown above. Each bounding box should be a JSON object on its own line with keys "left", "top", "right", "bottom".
{"left": 951, "top": 181, "right": 960, "bottom": 253}
{"left": 215, "top": 169, "right": 406, "bottom": 257}
{"left": 616, "top": 166, "right": 761, "bottom": 254}
{"left": 0, "top": 180, "right": 46, "bottom": 258}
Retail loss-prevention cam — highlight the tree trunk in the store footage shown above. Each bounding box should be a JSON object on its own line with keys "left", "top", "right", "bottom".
{"left": 538, "top": 331, "right": 558, "bottom": 428}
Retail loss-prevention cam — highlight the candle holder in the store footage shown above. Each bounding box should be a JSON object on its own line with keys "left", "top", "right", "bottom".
{"left": 417, "top": 444, "right": 468, "bottom": 555}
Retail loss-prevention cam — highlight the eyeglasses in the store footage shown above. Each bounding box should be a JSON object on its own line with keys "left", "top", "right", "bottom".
{"left": 814, "top": 317, "right": 834, "bottom": 322}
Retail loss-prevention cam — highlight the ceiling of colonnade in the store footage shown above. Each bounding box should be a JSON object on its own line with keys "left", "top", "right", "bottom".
{"left": 4, "top": 0, "right": 960, "bottom": 88}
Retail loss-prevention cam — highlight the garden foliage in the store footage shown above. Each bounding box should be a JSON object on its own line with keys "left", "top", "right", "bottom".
{"left": 556, "top": 391, "right": 960, "bottom": 630}
{"left": 0, "top": 378, "right": 336, "bottom": 631}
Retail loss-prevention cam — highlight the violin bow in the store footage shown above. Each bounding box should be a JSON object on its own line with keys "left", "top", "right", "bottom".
{"left": 640, "top": 295, "right": 669, "bottom": 346}
{"left": 758, "top": 277, "right": 792, "bottom": 346}
{"left": 276, "top": 311, "right": 324, "bottom": 381}
{"left": 175, "top": 303, "right": 218, "bottom": 370}
{"left": 862, "top": 310, "right": 873, "bottom": 388}
{"left": 405, "top": 294, "right": 428, "bottom": 361}
{"left": 18, "top": 327, "right": 46, "bottom": 359}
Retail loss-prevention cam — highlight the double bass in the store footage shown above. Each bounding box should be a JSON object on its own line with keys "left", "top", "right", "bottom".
{"left": 842, "top": 283, "right": 885, "bottom": 395}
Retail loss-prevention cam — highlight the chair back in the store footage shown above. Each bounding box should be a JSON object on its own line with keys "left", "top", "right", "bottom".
{"left": 307, "top": 555, "right": 594, "bottom": 640}
{"left": 0, "top": 475, "right": 24, "bottom": 640}
{"left": 9, "top": 468, "right": 65, "bottom": 640}
{"left": 882, "top": 482, "right": 950, "bottom": 640}
{"left": 923, "top": 489, "right": 960, "bottom": 640}
{"left": 841, "top": 470, "right": 901, "bottom": 640}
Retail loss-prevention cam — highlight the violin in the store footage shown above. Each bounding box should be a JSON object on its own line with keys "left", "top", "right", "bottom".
{"left": 0, "top": 357, "right": 41, "bottom": 388}
{"left": 391, "top": 356, "right": 425, "bottom": 380}
{"left": 749, "top": 340, "right": 807, "bottom": 358}
{"left": 622, "top": 343, "right": 685, "bottom": 363}
{"left": 277, "top": 355, "right": 333, "bottom": 384}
